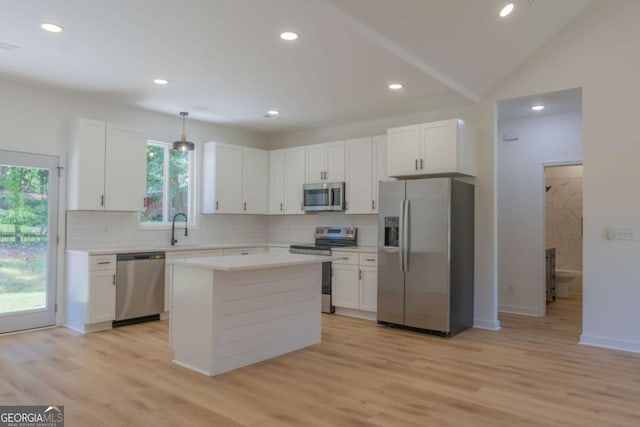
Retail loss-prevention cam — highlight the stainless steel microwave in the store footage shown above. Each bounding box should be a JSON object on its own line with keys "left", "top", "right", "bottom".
{"left": 303, "top": 182, "right": 345, "bottom": 212}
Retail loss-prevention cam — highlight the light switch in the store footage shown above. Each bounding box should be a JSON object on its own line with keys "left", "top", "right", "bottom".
{"left": 606, "top": 227, "right": 637, "bottom": 241}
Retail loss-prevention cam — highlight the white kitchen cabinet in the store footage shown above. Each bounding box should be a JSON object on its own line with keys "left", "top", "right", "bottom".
{"left": 345, "top": 135, "right": 393, "bottom": 214}
{"left": 88, "top": 269, "right": 116, "bottom": 323}
{"left": 359, "top": 267, "right": 378, "bottom": 312}
{"left": 332, "top": 251, "right": 377, "bottom": 313}
{"left": 203, "top": 143, "right": 268, "bottom": 214}
{"left": 68, "top": 119, "right": 146, "bottom": 211}
{"left": 386, "top": 124, "right": 421, "bottom": 177}
{"left": 202, "top": 142, "right": 243, "bottom": 214}
{"left": 306, "top": 141, "right": 345, "bottom": 183}
{"left": 386, "top": 119, "right": 476, "bottom": 178}
{"left": 66, "top": 252, "right": 117, "bottom": 333}
{"left": 284, "top": 146, "right": 306, "bottom": 214}
{"left": 346, "top": 137, "right": 375, "bottom": 214}
{"left": 332, "top": 264, "right": 360, "bottom": 309}
{"left": 242, "top": 147, "right": 268, "bottom": 214}
{"left": 269, "top": 149, "right": 285, "bottom": 214}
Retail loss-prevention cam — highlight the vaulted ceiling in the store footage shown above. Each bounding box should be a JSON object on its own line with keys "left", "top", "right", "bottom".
{"left": 0, "top": 0, "right": 594, "bottom": 134}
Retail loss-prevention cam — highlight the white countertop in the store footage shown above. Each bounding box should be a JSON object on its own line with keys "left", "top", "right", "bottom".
{"left": 64, "top": 242, "right": 376, "bottom": 256}
{"left": 170, "top": 252, "right": 333, "bottom": 272}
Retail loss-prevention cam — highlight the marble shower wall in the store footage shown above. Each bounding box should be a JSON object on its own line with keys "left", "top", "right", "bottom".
{"left": 545, "top": 165, "right": 583, "bottom": 270}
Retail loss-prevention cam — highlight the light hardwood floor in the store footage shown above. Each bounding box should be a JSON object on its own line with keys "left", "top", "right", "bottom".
{"left": 1, "top": 295, "right": 640, "bottom": 426}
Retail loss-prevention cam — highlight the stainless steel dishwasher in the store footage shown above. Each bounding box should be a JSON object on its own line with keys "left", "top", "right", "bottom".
{"left": 115, "top": 252, "right": 165, "bottom": 324}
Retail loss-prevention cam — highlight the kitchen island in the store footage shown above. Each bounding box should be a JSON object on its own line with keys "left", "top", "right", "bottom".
{"left": 168, "top": 252, "right": 329, "bottom": 376}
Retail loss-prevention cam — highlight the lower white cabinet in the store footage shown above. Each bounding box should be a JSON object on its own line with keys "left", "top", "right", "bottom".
{"left": 88, "top": 269, "right": 116, "bottom": 323}
{"left": 332, "top": 252, "right": 377, "bottom": 313}
{"left": 332, "top": 265, "right": 360, "bottom": 309}
{"left": 66, "top": 252, "right": 117, "bottom": 333}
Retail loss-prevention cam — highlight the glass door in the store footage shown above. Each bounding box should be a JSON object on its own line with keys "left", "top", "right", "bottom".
{"left": 0, "top": 150, "right": 59, "bottom": 333}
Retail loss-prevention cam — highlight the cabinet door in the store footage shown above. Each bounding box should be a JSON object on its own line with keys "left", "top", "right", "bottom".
{"left": 284, "top": 147, "right": 306, "bottom": 214}
{"left": 373, "top": 134, "right": 393, "bottom": 213}
{"left": 305, "top": 144, "right": 326, "bottom": 183}
{"left": 242, "top": 147, "right": 268, "bottom": 214}
{"left": 325, "top": 141, "right": 345, "bottom": 182}
{"left": 88, "top": 269, "right": 116, "bottom": 323}
{"left": 359, "top": 267, "right": 378, "bottom": 312}
{"left": 73, "top": 119, "right": 106, "bottom": 210}
{"left": 332, "top": 265, "right": 359, "bottom": 309}
{"left": 420, "top": 120, "right": 458, "bottom": 174}
{"left": 215, "top": 143, "right": 243, "bottom": 213}
{"left": 387, "top": 125, "right": 420, "bottom": 177}
{"left": 269, "top": 150, "right": 285, "bottom": 214}
{"left": 104, "top": 123, "right": 146, "bottom": 211}
{"left": 346, "top": 137, "right": 373, "bottom": 214}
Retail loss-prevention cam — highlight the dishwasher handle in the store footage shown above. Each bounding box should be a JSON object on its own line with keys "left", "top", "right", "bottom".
{"left": 117, "top": 252, "right": 166, "bottom": 261}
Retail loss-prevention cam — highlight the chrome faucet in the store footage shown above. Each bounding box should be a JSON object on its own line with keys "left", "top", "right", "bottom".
{"left": 170, "top": 213, "right": 188, "bottom": 246}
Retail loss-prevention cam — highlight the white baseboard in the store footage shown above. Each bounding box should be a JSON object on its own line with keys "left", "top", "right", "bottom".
{"left": 580, "top": 334, "right": 640, "bottom": 354}
{"left": 334, "top": 307, "right": 376, "bottom": 321}
{"left": 473, "top": 318, "right": 501, "bottom": 331}
{"left": 499, "top": 305, "right": 543, "bottom": 317}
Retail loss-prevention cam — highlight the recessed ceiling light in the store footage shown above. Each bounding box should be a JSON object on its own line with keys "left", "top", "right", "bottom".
{"left": 499, "top": 3, "right": 514, "bottom": 18}
{"left": 267, "top": 110, "right": 280, "bottom": 116}
{"left": 41, "top": 23, "right": 63, "bottom": 33}
{"left": 531, "top": 105, "right": 545, "bottom": 111}
{"left": 153, "top": 78, "right": 169, "bottom": 85}
{"left": 388, "top": 83, "right": 403, "bottom": 90}
{"left": 280, "top": 32, "right": 299, "bottom": 41}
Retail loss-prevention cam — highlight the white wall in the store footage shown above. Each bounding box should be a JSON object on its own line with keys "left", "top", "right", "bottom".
{"left": 497, "top": 112, "right": 582, "bottom": 316}
{"left": 486, "top": 0, "right": 640, "bottom": 351}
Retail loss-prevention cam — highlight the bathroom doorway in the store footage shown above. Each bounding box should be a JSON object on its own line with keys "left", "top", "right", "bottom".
{"left": 544, "top": 163, "right": 583, "bottom": 322}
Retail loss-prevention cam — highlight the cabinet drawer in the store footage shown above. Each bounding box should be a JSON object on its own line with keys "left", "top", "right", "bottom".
{"left": 332, "top": 252, "right": 358, "bottom": 265}
{"left": 90, "top": 255, "right": 117, "bottom": 271}
{"left": 223, "top": 247, "right": 266, "bottom": 256}
{"left": 359, "top": 253, "right": 378, "bottom": 266}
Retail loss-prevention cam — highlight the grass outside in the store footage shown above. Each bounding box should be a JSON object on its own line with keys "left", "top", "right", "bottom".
{"left": 0, "top": 242, "right": 47, "bottom": 314}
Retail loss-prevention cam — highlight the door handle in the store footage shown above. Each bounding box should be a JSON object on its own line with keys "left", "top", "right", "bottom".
{"left": 371, "top": 200, "right": 375, "bottom": 211}
{"left": 216, "top": 201, "right": 219, "bottom": 211}
{"left": 403, "top": 199, "right": 409, "bottom": 272}
{"left": 280, "top": 202, "right": 283, "bottom": 211}
{"left": 415, "top": 159, "right": 418, "bottom": 170}
{"left": 359, "top": 270, "right": 362, "bottom": 280}
{"left": 243, "top": 202, "right": 247, "bottom": 211}
{"left": 398, "top": 200, "right": 404, "bottom": 271}
{"left": 101, "top": 195, "right": 105, "bottom": 206}
{"left": 112, "top": 274, "right": 116, "bottom": 285}
{"left": 420, "top": 159, "right": 424, "bottom": 170}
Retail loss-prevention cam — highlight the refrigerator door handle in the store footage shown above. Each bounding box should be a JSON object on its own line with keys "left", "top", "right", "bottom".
{"left": 398, "top": 199, "right": 405, "bottom": 272}
{"left": 403, "top": 199, "right": 409, "bottom": 272}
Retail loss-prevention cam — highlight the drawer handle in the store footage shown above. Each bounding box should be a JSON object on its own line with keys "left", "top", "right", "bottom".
{"left": 341, "top": 257, "right": 350, "bottom": 260}
{"left": 98, "top": 261, "right": 111, "bottom": 265}
{"left": 241, "top": 252, "right": 249, "bottom": 255}
{"left": 365, "top": 258, "right": 375, "bottom": 262}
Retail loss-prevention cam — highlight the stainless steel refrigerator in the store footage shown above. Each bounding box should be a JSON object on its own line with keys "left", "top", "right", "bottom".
{"left": 377, "top": 178, "right": 474, "bottom": 337}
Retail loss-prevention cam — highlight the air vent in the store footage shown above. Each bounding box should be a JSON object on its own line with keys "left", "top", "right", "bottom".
{"left": 0, "top": 41, "right": 19, "bottom": 51}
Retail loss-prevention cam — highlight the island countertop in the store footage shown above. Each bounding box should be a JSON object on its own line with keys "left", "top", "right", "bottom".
{"left": 168, "top": 252, "right": 334, "bottom": 272}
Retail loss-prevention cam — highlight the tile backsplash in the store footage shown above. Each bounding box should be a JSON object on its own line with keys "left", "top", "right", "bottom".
{"left": 545, "top": 165, "right": 582, "bottom": 271}
{"left": 66, "top": 212, "right": 268, "bottom": 249}
{"left": 66, "top": 211, "right": 377, "bottom": 250}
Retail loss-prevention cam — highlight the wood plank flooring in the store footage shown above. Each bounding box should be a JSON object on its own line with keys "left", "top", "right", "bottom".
{"left": 1, "top": 295, "right": 640, "bottom": 426}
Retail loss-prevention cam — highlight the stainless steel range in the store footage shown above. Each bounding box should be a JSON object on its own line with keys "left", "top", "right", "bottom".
{"left": 290, "top": 226, "right": 357, "bottom": 313}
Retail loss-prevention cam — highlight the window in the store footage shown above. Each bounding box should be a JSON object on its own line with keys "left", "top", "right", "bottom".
{"left": 141, "top": 141, "right": 195, "bottom": 225}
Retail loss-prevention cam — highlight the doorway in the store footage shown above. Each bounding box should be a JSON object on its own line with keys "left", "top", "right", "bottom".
{"left": 0, "top": 150, "right": 59, "bottom": 333}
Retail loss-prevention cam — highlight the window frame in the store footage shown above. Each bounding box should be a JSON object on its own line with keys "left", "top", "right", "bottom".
{"left": 139, "top": 140, "right": 197, "bottom": 229}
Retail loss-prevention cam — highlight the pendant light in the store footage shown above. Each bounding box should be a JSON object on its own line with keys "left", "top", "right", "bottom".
{"left": 172, "top": 112, "right": 195, "bottom": 151}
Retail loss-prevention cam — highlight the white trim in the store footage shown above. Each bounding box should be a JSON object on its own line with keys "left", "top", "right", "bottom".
{"left": 580, "top": 334, "right": 640, "bottom": 354}
{"left": 473, "top": 318, "right": 501, "bottom": 331}
{"left": 498, "top": 305, "right": 543, "bottom": 316}
{"left": 172, "top": 359, "right": 212, "bottom": 376}
{"left": 334, "top": 307, "right": 376, "bottom": 321}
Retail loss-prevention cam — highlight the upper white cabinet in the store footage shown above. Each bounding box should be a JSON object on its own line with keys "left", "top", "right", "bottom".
{"left": 386, "top": 119, "right": 476, "bottom": 178}
{"left": 306, "top": 141, "right": 345, "bottom": 183}
{"left": 345, "top": 135, "right": 393, "bottom": 214}
{"left": 269, "top": 150, "right": 285, "bottom": 214}
{"left": 283, "top": 147, "right": 306, "bottom": 215}
{"left": 68, "top": 118, "right": 146, "bottom": 211}
{"left": 203, "top": 142, "right": 268, "bottom": 214}
{"left": 242, "top": 147, "right": 268, "bottom": 214}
